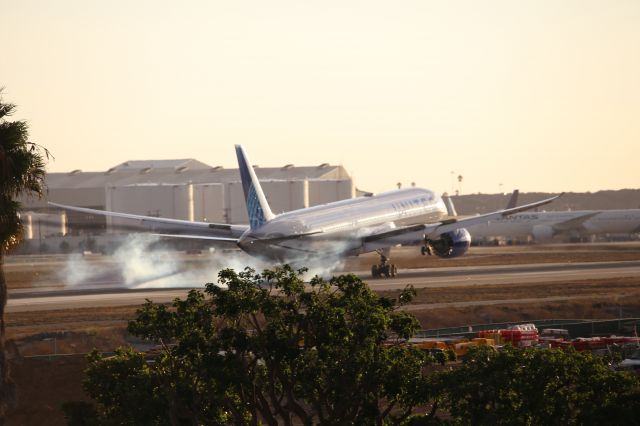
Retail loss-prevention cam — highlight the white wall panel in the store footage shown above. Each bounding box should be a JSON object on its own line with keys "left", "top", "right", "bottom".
{"left": 308, "top": 179, "right": 354, "bottom": 206}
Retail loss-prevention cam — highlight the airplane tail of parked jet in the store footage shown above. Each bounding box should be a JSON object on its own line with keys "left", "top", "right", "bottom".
{"left": 235, "top": 145, "right": 275, "bottom": 229}
{"left": 442, "top": 189, "right": 520, "bottom": 219}
{"left": 505, "top": 189, "right": 519, "bottom": 210}
{"left": 444, "top": 195, "right": 458, "bottom": 216}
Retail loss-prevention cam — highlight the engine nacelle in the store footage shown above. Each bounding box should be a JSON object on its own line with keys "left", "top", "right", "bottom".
{"left": 531, "top": 224, "right": 554, "bottom": 242}
{"left": 430, "top": 228, "right": 471, "bottom": 258}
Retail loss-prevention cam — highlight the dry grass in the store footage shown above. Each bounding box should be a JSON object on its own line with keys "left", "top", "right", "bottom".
{"left": 382, "top": 276, "right": 640, "bottom": 305}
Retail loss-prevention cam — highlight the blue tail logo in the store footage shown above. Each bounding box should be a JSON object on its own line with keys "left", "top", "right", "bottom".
{"left": 246, "top": 183, "right": 267, "bottom": 228}
{"left": 235, "top": 145, "right": 274, "bottom": 229}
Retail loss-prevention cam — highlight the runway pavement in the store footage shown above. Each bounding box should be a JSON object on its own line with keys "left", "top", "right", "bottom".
{"left": 361, "top": 260, "right": 640, "bottom": 291}
{"left": 7, "top": 260, "right": 640, "bottom": 313}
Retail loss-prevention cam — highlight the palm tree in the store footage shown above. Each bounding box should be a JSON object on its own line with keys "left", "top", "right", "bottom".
{"left": 0, "top": 89, "right": 48, "bottom": 422}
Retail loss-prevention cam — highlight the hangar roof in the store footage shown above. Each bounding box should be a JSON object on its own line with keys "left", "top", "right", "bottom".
{"left": 108, "top": 159, "right": 211, "bottom": 172}
{"left": 44, "top": 159, "right": 350, "bottom": 190}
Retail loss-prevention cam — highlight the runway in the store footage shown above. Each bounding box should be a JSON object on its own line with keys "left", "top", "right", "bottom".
{"left": 7, "top": 260, "right": 640, "bottom": 313}
{"left": 360, "top": 260, "right": 640, "bottom": 291}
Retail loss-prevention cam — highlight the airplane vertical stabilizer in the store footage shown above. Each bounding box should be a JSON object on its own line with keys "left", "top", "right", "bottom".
{"left": 235, "top": 145, "right": 275, "bottom": 229}
{"left": 505, "top": 190, "right": 519, "bottom": 209}
{"left": 444, "top": 195, "right": 458, "bottom": 217}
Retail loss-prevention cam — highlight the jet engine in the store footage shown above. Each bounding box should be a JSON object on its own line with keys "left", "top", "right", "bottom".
{"left": 531, "top": 225, "right": 554, "bottom": 242}
{"left": 429, "top": 228, "right": 471, "bottom": 258}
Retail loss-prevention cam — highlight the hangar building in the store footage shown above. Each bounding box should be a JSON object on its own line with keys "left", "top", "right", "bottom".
{"left": 19, "top": 159, "right": 354, "bottom": 237}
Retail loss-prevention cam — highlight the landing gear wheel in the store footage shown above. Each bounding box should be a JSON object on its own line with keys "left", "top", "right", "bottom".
{"left": 383, "top": 265, "right": 391, "bottom": 278}
{"left": 421, "top": 246, "right": 427, "bottom": 256}
{"left": 371, "top": 264, "right": 379, "bottom": 278}
{"left": 372, "top": 250, "right": 399, "bottom": 278}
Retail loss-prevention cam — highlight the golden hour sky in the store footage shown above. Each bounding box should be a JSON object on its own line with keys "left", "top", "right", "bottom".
{"left": 2, "top": 1, "right": 639, "bottom": 194}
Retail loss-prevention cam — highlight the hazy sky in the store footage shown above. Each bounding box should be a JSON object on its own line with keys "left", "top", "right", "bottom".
{"left": 2, "top": 0, "right": 639, "bottom": 194}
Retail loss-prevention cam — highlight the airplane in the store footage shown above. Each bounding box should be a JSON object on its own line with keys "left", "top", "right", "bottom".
{"left": 49, "top": 145, "right": 561, "bottom": 277}
{"left": 465, "top": 209, "right": 640, "bottom": 243}
{"left": 456, "top": 189, "right": 640, "bottom": 242}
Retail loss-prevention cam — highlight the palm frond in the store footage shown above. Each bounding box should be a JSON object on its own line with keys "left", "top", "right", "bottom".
{"left": 0, "top": 90, "right": 49, "bottom": 247}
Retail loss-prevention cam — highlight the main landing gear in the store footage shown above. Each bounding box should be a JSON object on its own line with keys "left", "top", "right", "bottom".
{"left": 421, "top": 241, "right": 432, "bottom": 256}
{"left": 371, "top": 251, "right": 397, "bottom": 278}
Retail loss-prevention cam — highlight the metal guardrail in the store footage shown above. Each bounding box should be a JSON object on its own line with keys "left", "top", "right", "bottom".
{"left": 17, "top": 319, "right": 640, "bottom": 359}
{"left": 21, "top": 353, "right": 94, "bottom": 360}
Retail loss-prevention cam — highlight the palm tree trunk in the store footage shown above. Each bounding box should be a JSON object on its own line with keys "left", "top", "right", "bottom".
{"left": 0, "top": 250, "right": 16, "bottom": 424}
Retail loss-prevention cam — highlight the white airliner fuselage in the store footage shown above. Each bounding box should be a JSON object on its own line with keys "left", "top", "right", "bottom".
{"left": 238, "top": 188, "right": 446, "bottom": 260}
{"left": 468, "top": 209, "right": 640, "bottom": 242}
{"left": 49, "top": 145, "right": 561, "bottom": 272}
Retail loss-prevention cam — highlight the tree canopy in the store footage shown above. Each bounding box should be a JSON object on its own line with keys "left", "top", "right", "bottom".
{"left": 434, "top": 345, "right": 640, "bottom": 426}
{"left": 71, "top": 265, "right": 640, "bottom": 425}
{"left": 0, "top": 92, "right": 48, "bottom": 250}
{"left": 0, "top": 89, "right": 48, "bottom": 423}
{"left": 80, "top": 266, "right": 434, "bottom": 425}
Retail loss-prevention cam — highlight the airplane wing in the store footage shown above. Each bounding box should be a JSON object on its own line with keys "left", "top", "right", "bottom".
{"left": 425, "top": 193, "right": 563, "bottom": 237}
{"left": 48, "top": 202, "right": 248, "bottom": 242}
{"left": 362, "top": 193, "right": 563, "bottom": 246}
{"left": 151, "top": 233, "right": 240, "bottom": 242}
{"left": 550, "top": 211, "right": 600, "bottom": 232}
{"left": 443, "top": 189, "right": 519, "bottom": 219}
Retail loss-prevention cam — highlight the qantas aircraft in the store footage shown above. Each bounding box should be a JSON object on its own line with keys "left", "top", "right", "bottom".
{"left": 50, "top": 145, "right": 560, "bottom": 277}
{"left": 450, "top": 190, "right": 640, "bottom": 243}
{"left": 467, "top": 209, "right": 640, "bottom": 242}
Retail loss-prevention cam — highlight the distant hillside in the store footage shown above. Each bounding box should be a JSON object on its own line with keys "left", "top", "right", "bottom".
{"left": 450, "top": 189, "right": 640, "bottom": 215}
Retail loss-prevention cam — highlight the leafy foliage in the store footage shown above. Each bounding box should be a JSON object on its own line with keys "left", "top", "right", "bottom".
{"left": 75, "top": 265, "right": 640, "bottom": 425}
{"left": 0, "top": 89, "right": 49, "bottom": 421}
{"left": 0, "top": 91, "right": 49, "bottom": 250}
{"left": 83, "top": 266, "right": 432, "bottom": 425}
{"left": 434, "top": 345, "right": 640, "bottom": 426}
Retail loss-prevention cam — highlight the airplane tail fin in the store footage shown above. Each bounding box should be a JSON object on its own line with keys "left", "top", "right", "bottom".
{"left": 444, "top": 195, "right": 458, "bottom": 216}
{"left": 235, "top": 145, "right": 275, "bottom": 229}
{"left": 505, "top": 189, "right": 519, "bottom": 209}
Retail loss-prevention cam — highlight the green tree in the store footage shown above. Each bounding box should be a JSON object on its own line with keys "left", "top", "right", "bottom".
{"left": 81, "top": 266, "right": 435, "bottom": 425}
{"left": 434, "top": 345, "right": 640, "bottom": 425}
{"left": 0, "top": 89, "right": 48, "bottom": 423}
